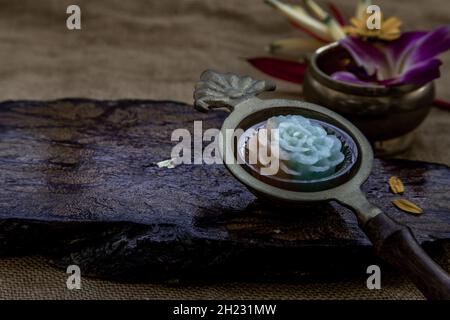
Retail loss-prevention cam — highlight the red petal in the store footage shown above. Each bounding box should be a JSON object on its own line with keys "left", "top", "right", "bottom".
{"left": 328, "top": 2, "right": 346, "bottom": 26}
{"left": 433, "top": 99, "right": 450, "bottom": 111}
{"left": 289, "top": 20, "right": 329, "bottom": 43}
{"left": 247, "top": 57, "right": 307, "bottom": 84}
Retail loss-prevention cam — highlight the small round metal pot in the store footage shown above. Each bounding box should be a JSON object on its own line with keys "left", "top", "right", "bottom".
{"left": 303, "top": 43, "right": 435, "bottom": 155}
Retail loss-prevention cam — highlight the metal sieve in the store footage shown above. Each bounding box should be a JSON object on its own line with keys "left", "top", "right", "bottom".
{"left": 194, "top": 70, "right": 450, "bottom": 299}
{"left": 236, "top": 117, "right": 359, "bottom": 193}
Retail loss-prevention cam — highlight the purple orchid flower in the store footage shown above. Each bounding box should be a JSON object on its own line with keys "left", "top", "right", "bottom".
{"left": 331, "top": 25, "right": 450, "bottom": 86}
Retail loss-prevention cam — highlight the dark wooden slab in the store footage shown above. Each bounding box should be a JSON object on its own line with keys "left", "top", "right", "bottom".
{"left": 0, "top": 99, "right": 449, "bottom": 282}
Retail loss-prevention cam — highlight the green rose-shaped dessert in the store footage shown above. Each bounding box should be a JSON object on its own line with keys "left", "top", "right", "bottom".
{"left": 248, "top": 115, "right": 345, "bottom": 180}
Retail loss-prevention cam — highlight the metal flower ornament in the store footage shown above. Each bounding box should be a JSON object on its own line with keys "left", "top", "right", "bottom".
{"left": 248, "top": 0, "right": 450, "bottom": 109}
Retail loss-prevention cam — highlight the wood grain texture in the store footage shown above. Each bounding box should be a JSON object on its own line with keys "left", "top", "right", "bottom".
{"left": 0, "top": 99, "right": 449, "bottom": 282}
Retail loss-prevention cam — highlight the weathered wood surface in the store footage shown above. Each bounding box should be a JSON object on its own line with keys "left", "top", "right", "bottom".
{"left": 0, "top": 99, "right": 449, "bottom": 282}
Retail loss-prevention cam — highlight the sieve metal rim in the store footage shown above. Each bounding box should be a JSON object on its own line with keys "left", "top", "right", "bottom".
{"left": 219, "top": 98, "right": 373, "bottom": 203}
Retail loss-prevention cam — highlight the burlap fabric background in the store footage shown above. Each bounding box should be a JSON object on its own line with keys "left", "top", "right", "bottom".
{"left": 0, "top": 0, "right": 449, "bottom": 300}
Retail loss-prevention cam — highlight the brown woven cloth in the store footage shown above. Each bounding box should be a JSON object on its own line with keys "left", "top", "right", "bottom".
{"left": 0, "top": 0, "right": 449, "bottom": 300}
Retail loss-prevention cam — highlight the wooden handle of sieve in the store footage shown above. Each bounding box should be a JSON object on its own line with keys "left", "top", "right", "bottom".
{"left": 363, "top": 213, "right": 450, "bottom": 300}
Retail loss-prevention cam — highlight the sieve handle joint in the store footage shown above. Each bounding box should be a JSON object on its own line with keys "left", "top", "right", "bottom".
{"left": 338, "top": 189, "right": 450, "bottom": 299}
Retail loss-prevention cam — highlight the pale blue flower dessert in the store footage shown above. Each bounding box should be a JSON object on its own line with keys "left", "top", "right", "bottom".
{"left": 250, "top": 115, "right": 345, "bottom": 180}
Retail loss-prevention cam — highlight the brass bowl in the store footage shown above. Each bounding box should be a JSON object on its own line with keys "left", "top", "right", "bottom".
{"left": 303, "top": 43, "right": 435, "bottom": 155}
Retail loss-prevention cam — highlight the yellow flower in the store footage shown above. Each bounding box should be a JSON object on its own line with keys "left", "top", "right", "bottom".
{"left": 344, "top": 12, "right": 402, "bottom": 41}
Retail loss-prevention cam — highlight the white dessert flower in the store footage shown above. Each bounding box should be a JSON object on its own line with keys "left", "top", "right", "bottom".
{"left": 248, "top": 115, "right": 345, "bottom": 180}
